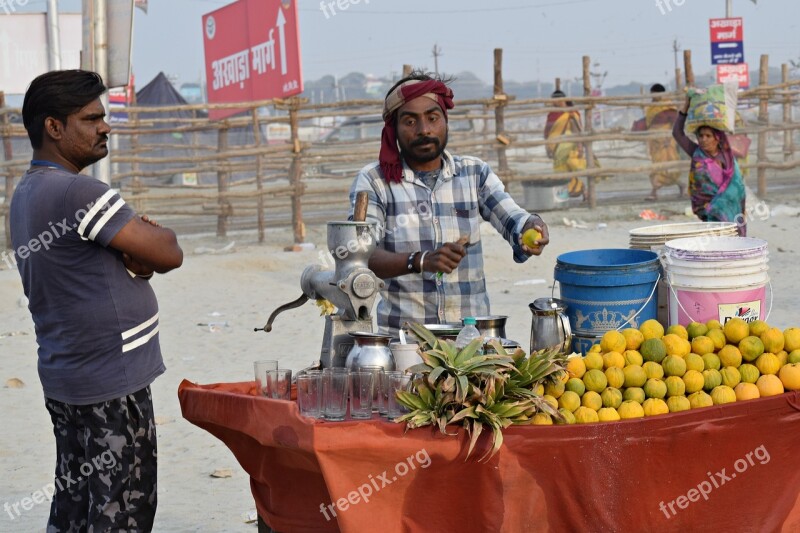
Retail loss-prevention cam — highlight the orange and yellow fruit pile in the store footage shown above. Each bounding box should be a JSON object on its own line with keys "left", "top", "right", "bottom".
{"left": 535, "top": 318, "right": 800, "bottom": 425}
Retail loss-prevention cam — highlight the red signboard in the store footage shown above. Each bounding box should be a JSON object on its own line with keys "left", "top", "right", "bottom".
{"left": 202, "top": 0, "right": 303, "bottom": 120}
{"left": 717, "top": 64, "right": 749, "bottom": 89}
{"left": 709, "top": 17, "right": 743, "bottom": 43}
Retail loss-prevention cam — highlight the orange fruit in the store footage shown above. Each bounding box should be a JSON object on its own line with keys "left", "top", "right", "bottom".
{"left": 600, "top": 330, "right": 627, "bottom": 354}
{"left": 621, "top": 328, "right": 645, "bottom": 350}
{"left": 618, "top": 400, "right": 645, "bottom": 419}
{"left": 639, "top": 319, "right": 665, "bottom": 341}
{"left": 642, "top": 398, "right": 670, "bottom": 416}
{"left": 691, "top": 336, "right": 716, "bottom": 356}
{"left": 734, "top": 382, "right": 760, "bottom": 401}
{"left": 686, "top": 321, "right": 709, "bottom": 339}
{"left": 718, "top": 344, "right": 743, "bottom": 368}
{"left": 566, "top": 356, "right": 586, "bottom": 379}
{"left": 666, "top": 324, "right": 689, "bottom": 340}
{"left": 784, "top": 328, "right": 800, "bottom": 352}
{"left": 756, "top": 374, "right": 785, "bottom": 397}
{"left": 778, "top": 363, "right": 800, "bottom": 390}
{"left": 755, "top": 353, "right": 781, "bottom": 376}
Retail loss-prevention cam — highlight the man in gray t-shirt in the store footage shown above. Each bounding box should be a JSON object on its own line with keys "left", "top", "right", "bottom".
{"left": 10, "top": 69, "right": 183, "bottom": 531}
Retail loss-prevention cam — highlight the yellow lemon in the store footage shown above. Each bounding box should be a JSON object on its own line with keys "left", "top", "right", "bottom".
{"left": 666, "top": 324, "right": 689, "bottom": 340}
{"left": 784, "top": 328, "right": 800, "bottom": 352}
{"left": 544, "top": 379, "right": 565, "bottom": 399}
{"left": 621, "top": 328, "right": 645, "bottom": 350}
{"left": 691, "top": 336, "right": 716, "bottom": 356}
{"left": 531, "top": 413, "right": 553, "bottom": 425}
{"left": 623, "top": 365, "right": 647, "bottom": 388}
{"left": 755, "top": 353, "right": 781, "bottom": 376}
{"left": 602, "top": 351, "right": 626, "bottom": 370}
{"left": 558, "top": 390, "right": 581, "bottom": 412}
{"left": 584, "top": 352, "right": 604, "bottom": 371}
{"left": 605, "top": 367, "right": 626, "bottom": 389}
{"left": 710, "top": 385, "right": 737, "bottom": 405}
{"left": 574, "top": 406, "right": 600, "bottom": 424}
{"left": 682, "top": 370, "right": 705, "bottom": 394}
{"left": 600, "top": 387, "right": 623, "bottom": 409}
{"left": 597, "top": 407, "right": 621, "bottom": 422}
{"left": 618, "top": 400, "right": 645, "bottom": 419}
{"left": 718, "top": 344, "right": 743, "bottom": 368}
{"left": 761, "top": 327, "right": 785, "bottom": 354}
{"left": 581, "top": 390, "right": 603, "bottom": 411}
{"left": 667, "top": 396, "right": 691, "bottom": 412}
{"left": 521, "top": 228, "right": 543, "bottom": 248}
{"left": 642, "top": 398, "right": 669, "bottom": 416}
{"left": 738, "top": 364, "right": 760, "bottom": 384}
{"left": 556, "top": 408, "right": 577, "bottom": 425}
{"left": 724, "top": 318, "right": 750, "bottom": 344}
{"left": 542, "top": 394, "right": 559, "bottom": 410}
{"left": 623, "top": 350, "right": 644, "bottom": 366}
{"left": 684, "top": 353, "right": 706, "bottom": 372}
{"left": 623, "top": 387, "right": 646, "bottom": 404}
{"left": 748, "top": 319, "right": 770, "bottom": 337}
{"left": 778, "top": 363, "right": 800, "bottom": 390}
{"left": 688, "top": 391, "right": 713, "bottom": 409}
{"left": 566, "top": 356, "right": 586, "bottom": 379}
{"left": 706, "top": 328, "right": 727, "bottom": 351}
{"left": 662, "top": 334, "right": 691, "bottom": 357}
{"left": 706, "top": 319, "right": 723, "bottom": 330}
{"left": 643, "top": 361, "right": 664, "bottom": 379}
{"left": 789, "top": 350, "right": 800, "bottom": 364}
{"left": 639, "top": 319, "right": 665, "bottom": 341}
{"left": 600, "top": 330, "right": 627, "bottom": 354}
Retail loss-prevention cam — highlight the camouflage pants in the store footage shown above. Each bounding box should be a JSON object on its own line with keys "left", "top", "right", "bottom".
{"left": 44, "top": 386, "right": 157, "bottom": 532}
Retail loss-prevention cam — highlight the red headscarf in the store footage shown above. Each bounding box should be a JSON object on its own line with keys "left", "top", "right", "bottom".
{"left": 380, "top": 79, "right": 454, "bottom": 183}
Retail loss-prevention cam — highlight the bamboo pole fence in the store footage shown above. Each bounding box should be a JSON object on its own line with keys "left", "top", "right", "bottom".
{"left": 1, "top": 51, "right": 799, "bottom": 245}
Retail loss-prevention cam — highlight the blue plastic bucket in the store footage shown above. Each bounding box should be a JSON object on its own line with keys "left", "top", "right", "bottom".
{"left": 554, "top": 249, "right": 660, "bottom": 353}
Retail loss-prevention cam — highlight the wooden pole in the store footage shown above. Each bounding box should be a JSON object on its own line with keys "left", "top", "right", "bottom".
{"left": 683, "top": 50, "right": 694, "bottom": 87}
{"left": 252, "top": 107, "right": 265, "bottom": 243}
{"left": 402, "top": 64, "right": 413, "bottom": 77}
{"left": 129, "top": 90, "right": 144, "bottom": 213}
{"left": 288, "top": 99, "right": 305, "bottom": 244}
{"left": 493, "top": 48, "right": 509, "bottom": 173}
{"left": 555, "top": 78, "right": 561, "bottom": 93}
{"left": 217, "top": 125, "right": 230, "bottom": 237}
{"left": 674, "top": 68, "right": 683, "bottom": 92}
{"left": 0, "top": 92, "right": 13, "bottom": 249}
{"left": 582, "top": 56, "right": 596, "bottom": 209}
{"left": 757, "top": 54, "right": 769, "bottom": 197}
{"left": 782, "top": 63, "right": 794, "bottom": 161}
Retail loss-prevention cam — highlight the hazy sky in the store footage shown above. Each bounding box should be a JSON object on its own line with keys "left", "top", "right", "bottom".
{"left": 16, "top": 0, "right": 800, "bottom": 89}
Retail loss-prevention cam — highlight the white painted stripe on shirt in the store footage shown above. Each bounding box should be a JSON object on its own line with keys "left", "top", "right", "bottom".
{"left": 122, "top": 324, "right": 159, "bottom": 353}
{"left": 87, "top": 198, "right": 125, "bottom": 241}
{"left": 121, "top": 312, "right": 159, "bottom": 340}
{"left": 77, "top": 190, "right": 116, "bottom": 237}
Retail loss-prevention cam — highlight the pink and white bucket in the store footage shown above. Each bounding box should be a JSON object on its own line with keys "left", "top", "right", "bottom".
{"left": 662, "top": 236, "right": 770, "bottom": 325}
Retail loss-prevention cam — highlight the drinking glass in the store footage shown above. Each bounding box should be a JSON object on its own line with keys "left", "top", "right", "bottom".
{"left": 253, "top": 360, "right": 279, "bottom": 396}
{"left": 385, "top": 373, "right": 411, "bottom": 419}
{"left": 322, "top": 368, "right": 349, "bottom": 421}
{"left": 266, "top": 368, "right": 292, "bottom": 400}
{"left": 382, "top": 371, "right": 404, "bottom": 418}
{"left": 358, "top": 365, "right": 385, "bottom": 413}
{"left": 349, "top": 371, "right": 374, "bottom": 419}
{"left": 297, "top": 374, "right": 323, "bottom": 418}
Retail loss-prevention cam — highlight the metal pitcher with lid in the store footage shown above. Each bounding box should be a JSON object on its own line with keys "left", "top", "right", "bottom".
{"left": 529, "top": 297, "right": 572, "bottom": 354}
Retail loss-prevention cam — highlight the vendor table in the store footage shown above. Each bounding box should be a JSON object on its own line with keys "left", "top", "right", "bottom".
{"left": 179, "top": 380, "right": 800, "bottom": 532}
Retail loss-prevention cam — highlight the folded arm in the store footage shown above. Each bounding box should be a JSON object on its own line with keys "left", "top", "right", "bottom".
{"left": 110, "top": 215, "right": 183, "bottom": 274}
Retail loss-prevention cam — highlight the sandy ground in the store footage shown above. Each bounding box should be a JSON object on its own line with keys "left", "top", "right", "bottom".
{"left": 2, "top": 189, "right": 800, "bottom": 532}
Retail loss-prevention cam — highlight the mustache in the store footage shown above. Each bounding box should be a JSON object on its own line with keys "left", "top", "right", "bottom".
{"left": 411, "top": 136, "right": 440, "bottom": 147}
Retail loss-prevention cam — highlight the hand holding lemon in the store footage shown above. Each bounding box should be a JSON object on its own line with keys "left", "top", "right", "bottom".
{"left": 520, "top": 216, "right": 549, "bottom": 256}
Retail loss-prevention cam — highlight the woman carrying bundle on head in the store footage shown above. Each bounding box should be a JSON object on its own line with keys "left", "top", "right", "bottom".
{"left": 673, "top": 94, "right": 746, "bottom": 236}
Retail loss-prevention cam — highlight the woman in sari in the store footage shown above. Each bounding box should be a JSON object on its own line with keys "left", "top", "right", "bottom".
{"left": 544, "top": 90, "right": 588, "bottom": 198}
{"left": 672, "top": 96, "right": 746, "bottom": 236}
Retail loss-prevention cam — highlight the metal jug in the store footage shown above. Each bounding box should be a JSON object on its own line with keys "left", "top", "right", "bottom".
{"left": 529, "top": 298, "right": 572, "bottom": 354}
{"left": 345, "top": 332, "right": 396, "bottom": 371}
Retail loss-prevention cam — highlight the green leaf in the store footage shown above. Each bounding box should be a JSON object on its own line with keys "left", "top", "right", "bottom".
{"left": 467, "top": 420, "right": 483, "bottom": 459}
{"left": 453, "top": 336, "right": 485, "bottom": 366}
{"left": 405, "top": 322, "right": 437, "bottom": 349}
{"left": 449, "top": 405, "right": 477, "bottom": 424}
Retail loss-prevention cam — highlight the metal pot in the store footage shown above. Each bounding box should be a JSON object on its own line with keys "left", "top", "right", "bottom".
{"left": 464, "top": 315, "right": 508, "bottom": 340}
{"left": 345, "top": 332, "right": 396, "bottom": 370}
{"left": 404, "top": 323, "right": 462, "bottom": 342}
{"left": 529, "top": 298, "right": 572, "bottom": 354}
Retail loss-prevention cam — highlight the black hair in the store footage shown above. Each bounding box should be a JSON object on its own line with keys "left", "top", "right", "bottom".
{"left": 386, "top": 69, "right": 454, "bottom": 100}
{"left": 551, "top": 90, "right": 566, "bottom": 98}
{"left": 22, "top": 69, "right": 106, "bottom": 149}
{"left": 650, "top": 83, "right": 666, "bottom": 93}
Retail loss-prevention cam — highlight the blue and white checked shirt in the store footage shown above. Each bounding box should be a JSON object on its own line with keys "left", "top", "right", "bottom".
{"left": 348, "top": 151, "right": 534, "bottom": 337}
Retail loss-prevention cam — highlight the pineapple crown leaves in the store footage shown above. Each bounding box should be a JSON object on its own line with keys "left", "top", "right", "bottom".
{"left": 394, "top": 323, "right": 569, "bottom": 461}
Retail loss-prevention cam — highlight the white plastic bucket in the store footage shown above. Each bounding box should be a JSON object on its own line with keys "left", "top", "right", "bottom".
{"left": 662, "top": 236, "right": 769, "bottom": 325}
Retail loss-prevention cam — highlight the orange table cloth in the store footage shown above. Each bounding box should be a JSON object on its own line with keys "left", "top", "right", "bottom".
{"left": 178, "top": 380, "right": 800, "bottom": 532}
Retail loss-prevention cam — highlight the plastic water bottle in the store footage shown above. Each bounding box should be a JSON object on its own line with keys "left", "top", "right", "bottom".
{"left": 456, "top": 317, "right": 483, "bottom": 354}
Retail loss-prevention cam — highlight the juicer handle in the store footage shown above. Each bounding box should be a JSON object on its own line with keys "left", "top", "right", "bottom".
{"left": 353, "top": 191, "right": 369, "bottom": 222}
{"left": 254, "top": 294, "right": 310, "bottom": 333}
{"left": 559, "top": 313, "right": 572, "bottom": 353}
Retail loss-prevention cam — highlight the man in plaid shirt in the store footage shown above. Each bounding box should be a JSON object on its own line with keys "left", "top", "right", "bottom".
{"left": 349, "top": 71, "right": 550, "bottom": 337}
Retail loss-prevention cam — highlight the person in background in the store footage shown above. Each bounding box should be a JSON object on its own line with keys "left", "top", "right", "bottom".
{"left": 543, "top": 89, "right": 596, "bottom": 200}
{"left": 348, "top": 70, "right": 549, "bottom": 337}
{"left": 12, "top": 69, "right": 183, "bottom": 531}
{"left": 641, "top": 83, "right": 684, "bottom": 200}
{"left": 672, "top": 95, "right": 746, "bottom": 236}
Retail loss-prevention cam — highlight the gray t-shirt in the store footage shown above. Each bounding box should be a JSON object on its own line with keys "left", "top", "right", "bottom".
{"left": 10, "top": 166, "right": 165, "bottom": 405}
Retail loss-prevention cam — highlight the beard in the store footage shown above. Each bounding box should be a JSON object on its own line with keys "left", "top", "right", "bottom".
{"left": 398, "top": 130, "right": 449, "bottom": 166}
